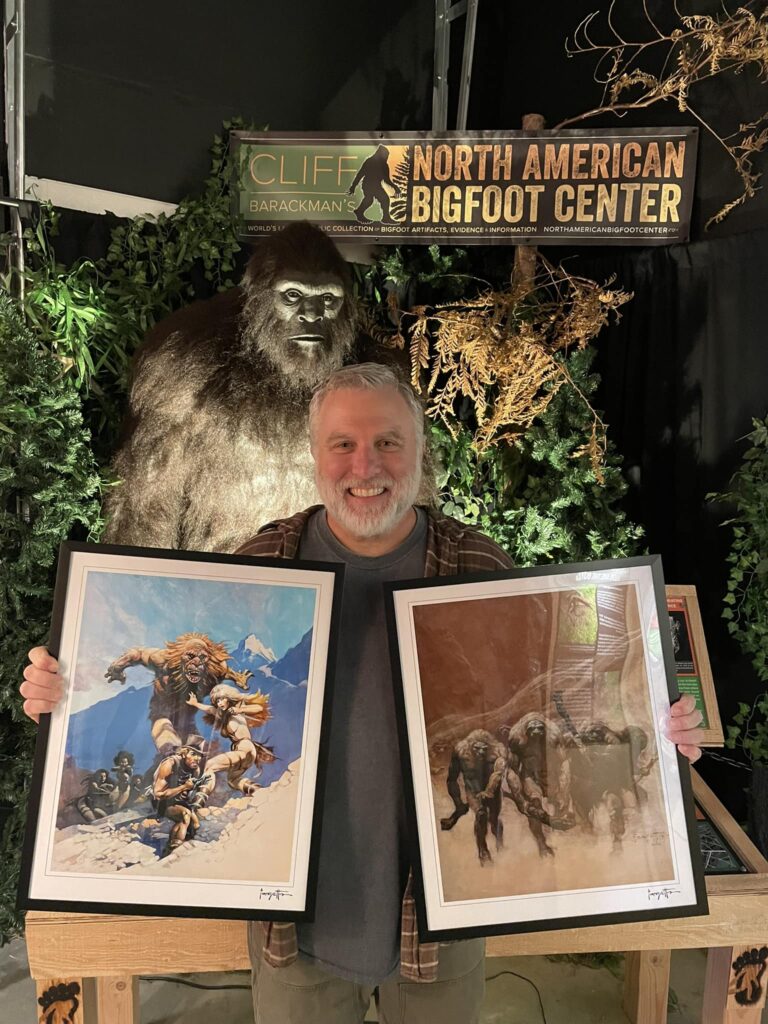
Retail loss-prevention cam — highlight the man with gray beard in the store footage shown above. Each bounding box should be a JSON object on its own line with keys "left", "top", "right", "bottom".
{"left": 22, "top": 362, "right": 705, "bottom": 1023}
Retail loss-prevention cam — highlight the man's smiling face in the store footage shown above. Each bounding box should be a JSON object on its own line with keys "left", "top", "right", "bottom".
{"left": 311, "top": 386, "right": 423, "bottom": 543}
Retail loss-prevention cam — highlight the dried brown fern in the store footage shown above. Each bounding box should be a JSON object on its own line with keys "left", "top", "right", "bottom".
{"left": 557, "top": 1, "right": 768, "bottom": 228}
{"left": 391, "top": 261, "right": 631, "bottom": 482}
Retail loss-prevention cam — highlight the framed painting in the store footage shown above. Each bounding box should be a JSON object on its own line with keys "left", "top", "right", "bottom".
{"left": 19, "top": 542, "right": 343, "bottom": 921}
{"left": 695, "top": 803, "right": 747, "bottom": 875}
{"left": 666, "top": 584, "right": 724, "bottom": 746}
{"left": 386, "top": 556, "right": 708, "bottom": 941}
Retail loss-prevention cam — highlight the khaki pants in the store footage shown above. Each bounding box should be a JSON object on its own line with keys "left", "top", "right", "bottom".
{"left": 248, "top": 925, "right": 485, "bottom": 1024}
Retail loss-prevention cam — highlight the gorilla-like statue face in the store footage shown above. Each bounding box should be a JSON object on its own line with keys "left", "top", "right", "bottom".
{"left": 241, "top": 222, "right": 356, "bottom": 388}
{"left": 273, "top": 274, "right": 346, "bottom": 360}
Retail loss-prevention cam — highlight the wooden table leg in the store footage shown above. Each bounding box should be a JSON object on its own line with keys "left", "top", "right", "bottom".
{"left": 704, "top": 945, "right": 768, "bottom": 1023}
{"left": 96, "top": 975, "right": 140, "bottom": 1024}
{"left": 622, "top": 949, "right": 671, "bottom": 1024}
{"left": 35, "top": 977, "right": 93, "bottom": 1023}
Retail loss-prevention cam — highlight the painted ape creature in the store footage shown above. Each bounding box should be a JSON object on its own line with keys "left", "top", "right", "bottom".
{"left": 105, "top": 632, "right": 252, "bottom": 756}
{"left": 102, "top": 221, "right": 423, "bottom": 552}
{"left": 500, "top": 712, "right": 574, "bottom": 857}
{"left": 565, "top": 722, "right": 653, "bottom": 848}
{"left": 440, "top": 729, "right": 507, "bottom": 865}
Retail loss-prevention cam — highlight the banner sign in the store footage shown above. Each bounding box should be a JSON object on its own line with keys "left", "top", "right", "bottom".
{"left": 232, "top": 128, "right": 698, "bottom": 246}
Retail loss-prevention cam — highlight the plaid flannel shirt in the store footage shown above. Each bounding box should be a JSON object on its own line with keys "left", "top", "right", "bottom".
{"left": 236, "top": 505, "right": 512, "bottom": 982}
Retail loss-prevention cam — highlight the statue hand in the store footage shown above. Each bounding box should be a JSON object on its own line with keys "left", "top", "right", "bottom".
{"left": 105, "top": 665, "right": 126, "bottom": 684}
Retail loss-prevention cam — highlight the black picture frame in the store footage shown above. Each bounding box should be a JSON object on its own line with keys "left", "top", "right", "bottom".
{"left": 386, "top": 555, "right": 708, "bottom": 941}
{"left": 18, "top": 541, "right": 343, "bottom": 922}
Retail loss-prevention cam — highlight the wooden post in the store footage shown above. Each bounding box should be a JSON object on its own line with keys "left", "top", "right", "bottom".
{"left": 704, "top": 945, "right": 768, "bottom": 1024}
{"left": 511, "top": 112, "right": 546, "bottom": 294}
{"left": 35, "top": 976, "right": 92, "bottom": 1023}
{"left": 95, "top": 974, "right": 140, "bottom": 1024}
{"left": 622, "top": 949, "right": 671, "bottom": 1024}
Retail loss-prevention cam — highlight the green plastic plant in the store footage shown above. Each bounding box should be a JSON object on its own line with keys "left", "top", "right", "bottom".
{"left": 0, "top": 294, "right": 102, "bottom": 942}
{"left": 4, "top": 121, "right": 249, "bottom": 461}
{"left": 711, "top": 416, "right": 768, "bottom": 764}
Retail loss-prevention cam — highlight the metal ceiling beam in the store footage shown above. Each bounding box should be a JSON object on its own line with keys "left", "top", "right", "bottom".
{"left": 432, "top": 0, "right": 479, "bottom": 131}
{"left": 3, "top": 0, "right": 26, "bottom": 296}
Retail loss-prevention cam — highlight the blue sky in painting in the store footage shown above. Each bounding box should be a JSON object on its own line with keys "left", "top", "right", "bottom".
{"left": 67, "top": 569, "right": 316, "bottom": 712}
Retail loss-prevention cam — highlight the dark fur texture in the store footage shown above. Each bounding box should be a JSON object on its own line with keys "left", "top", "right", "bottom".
{"left": 103, "top": 223, "right": 421, "bottom": 552}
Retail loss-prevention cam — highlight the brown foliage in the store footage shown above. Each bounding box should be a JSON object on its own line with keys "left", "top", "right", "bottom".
{"left": 558, "top": 2, "right": 768, "bottom": 228}
{"left": 390, "top": 261, "right": 632, "bottom": 481}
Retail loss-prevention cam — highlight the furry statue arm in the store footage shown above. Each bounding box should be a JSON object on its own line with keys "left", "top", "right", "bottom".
{"left": 102, "top": 414, "right": 194, "bottom": 549}
{"left": 102, "top": 294, "right": 237, "bottom": 550}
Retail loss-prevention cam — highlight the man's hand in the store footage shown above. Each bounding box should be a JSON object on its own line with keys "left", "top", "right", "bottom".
{"left": 21, "top": 647, "right": 64, "bottom": 723}
{"left": 665, "top": 694, "right": 705, "bottom": 764}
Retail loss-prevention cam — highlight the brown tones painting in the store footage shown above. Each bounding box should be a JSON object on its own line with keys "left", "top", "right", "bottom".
{"left": 412, "top": 583, "right": 674, "bottom": 903}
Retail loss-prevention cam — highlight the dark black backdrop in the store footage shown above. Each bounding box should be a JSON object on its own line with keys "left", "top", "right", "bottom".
{"left": 8, "top": 0, "right": 768, "bottom": 814}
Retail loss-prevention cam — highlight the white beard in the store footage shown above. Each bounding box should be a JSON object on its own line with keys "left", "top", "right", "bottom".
{"left": 316, "top": 468, "right": 423, "bottom": 540}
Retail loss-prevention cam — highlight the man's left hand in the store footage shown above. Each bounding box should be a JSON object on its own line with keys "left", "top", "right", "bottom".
{"left": 665, "top": 694, "right": 705, "bottom": 764}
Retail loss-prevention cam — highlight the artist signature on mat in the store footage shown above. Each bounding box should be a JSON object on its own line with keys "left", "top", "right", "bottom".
{"left": 259, "top": 887, "right": 292, "bottom": 901}
{"left": 647, "top": 886, "right": 681, "bottom": 902}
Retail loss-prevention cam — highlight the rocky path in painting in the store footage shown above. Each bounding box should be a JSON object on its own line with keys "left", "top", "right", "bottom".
{"left": 51, "top": 759, "right": 300, "bottom": 882}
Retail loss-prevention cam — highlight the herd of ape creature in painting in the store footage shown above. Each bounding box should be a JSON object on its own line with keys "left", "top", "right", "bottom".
{"left": 67, "top": 632, "right": 277, "bottom": 859}
{"left": 440, "top": 711, "right": 655, "bottom": 866}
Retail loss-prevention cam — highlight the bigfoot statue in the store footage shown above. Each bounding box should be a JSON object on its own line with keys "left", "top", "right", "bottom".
{"left": 103, "top": 221, "right": 414, "bottom": 552}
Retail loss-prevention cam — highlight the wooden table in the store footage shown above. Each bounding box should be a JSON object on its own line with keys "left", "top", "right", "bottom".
{"left": 25, "top": 772, "right": 768, "bottom": 1024}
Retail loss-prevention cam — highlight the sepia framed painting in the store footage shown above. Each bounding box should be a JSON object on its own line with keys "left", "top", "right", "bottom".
{"left": 19, "top": 542, "right": 343, "bottom": 921}
{"left": 386, "top": 556, "right": 708, "bottom": 941}
{"left": 666, "top": 584, "right": 724, "bottom": 746}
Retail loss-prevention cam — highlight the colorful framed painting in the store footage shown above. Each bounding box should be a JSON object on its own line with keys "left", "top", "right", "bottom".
{"left": 666, "top": 584, "right": 724, "bottom": 746}
{"left": 386, "top": 556, "right": 708, "bottom": 941}
{"left": 19, "top": 542, "right": 343, "bottom": 921}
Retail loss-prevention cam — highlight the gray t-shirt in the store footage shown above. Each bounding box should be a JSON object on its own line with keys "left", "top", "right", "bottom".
{"left": 296, "top": 507, "right": 427, "bottom": 984}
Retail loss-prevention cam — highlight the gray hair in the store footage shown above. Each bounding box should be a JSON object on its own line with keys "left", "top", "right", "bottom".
{"left": 308, "top": 363, "right": 426, "bottom": 450}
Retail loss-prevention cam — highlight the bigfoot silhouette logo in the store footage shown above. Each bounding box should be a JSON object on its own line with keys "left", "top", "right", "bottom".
{"left": 347, "top": 144, "right": 402, "bottom": 223}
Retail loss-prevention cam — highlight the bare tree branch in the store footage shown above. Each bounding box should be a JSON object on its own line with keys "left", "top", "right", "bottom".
{"left": 558, "top": 2, "right": 768, "bottom": 227}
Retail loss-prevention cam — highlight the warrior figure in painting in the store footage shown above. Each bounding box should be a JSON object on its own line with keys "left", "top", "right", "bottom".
{"left": 112, "top": 749, "right": 144, "bottom": 810}
{"left": 151, "top": 734, "right": 214, "bottom": 858}
{"left": 75, "top": 768, "right": 116, "bottom": 822}
{"left": 440, "top": 729, "right": 507, "bottom": 866}
{"left": 186, "top": 684, "right": 275, "bottom": 796}
{"left": 105, "top": 632, "right": 252, "bottom": 756}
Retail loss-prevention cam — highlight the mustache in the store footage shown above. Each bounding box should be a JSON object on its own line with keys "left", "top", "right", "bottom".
{"left": 336, "top": 477, "right": 396, "bottom": 493}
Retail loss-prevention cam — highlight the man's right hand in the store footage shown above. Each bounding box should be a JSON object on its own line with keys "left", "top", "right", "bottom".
{"left": 21, "top": 647, "right": 64, "bottom": 723}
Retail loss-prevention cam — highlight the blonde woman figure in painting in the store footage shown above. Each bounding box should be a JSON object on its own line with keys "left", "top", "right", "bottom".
{"left": 185, "top": 684, "right": 275, "bottom": 796}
